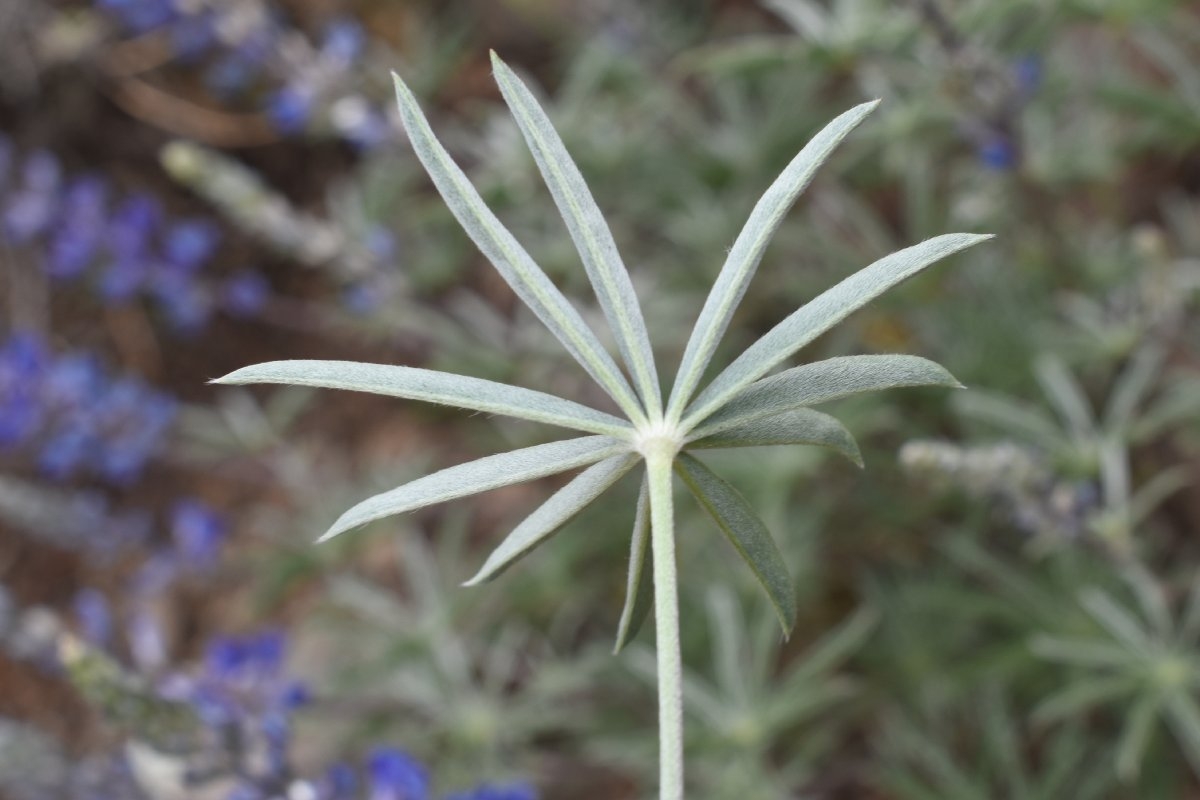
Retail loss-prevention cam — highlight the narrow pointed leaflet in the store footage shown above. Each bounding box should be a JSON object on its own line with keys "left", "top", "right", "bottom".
{"left": 319, "top": 436, "right": 629, "bottom": 542}
{"left": 214, "top": 360, "right": 633, "bottom": 438}
{"left": 491, "top": 53, "right": 662, "bottom": 414}
{"left": 667, "top": 100, "right": 880, "bottom": 422}
{"left": 392, "top": 72, "right": 648, "bottom": 425}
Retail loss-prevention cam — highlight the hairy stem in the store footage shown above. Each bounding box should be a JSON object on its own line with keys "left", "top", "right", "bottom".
{"left": 645, "top": 441, "right": 684, "bottom": 799}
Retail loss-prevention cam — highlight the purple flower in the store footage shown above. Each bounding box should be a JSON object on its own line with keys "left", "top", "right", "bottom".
{"left": 267, "top": 85, "right": 316, "bottom": 135}
{"left": 323, "top": 763, "right": 358, "bottom": 799}
{"left": 445, "top": 785, "right": 538, "bottom": 800}
{"left": 37, "top": 425, "right": 96, "bottom": 479}
{"left": 977, "top": 134, "right": 1017, "bottom": 171}
{"left": 367, "top": 748, "right": 429, "bottom": 800}
{"left": 170, "top": 499, "right": 226, "bottom": 569}
{"left": 74, "top": 588, "right": 113, "bottom": 646}
{"left": 98, "top": 0, "right": 176, "bottom": 34}
{"left": 366, "top": 228, "right": 399, "bottom": 261}
{"left": 152, "top": 271, "right": 214, "bottom": 332}
{"left": 205, "top": 630, "right": 286, "bottom": 688}
{"left": 322, "top": 18, "right": 366, "bottom": 66}
{"left": 49, "top": 177, "right": 110, "bottom": 279}
{"left": 342, "top": 280, "right": 393, "bottom": 314}
{"left": 163, "top": 219, "right": 221, "bottom": 272}
{"left": 108, "top": 194, "right": 162, "bottom": 257}
{"left": 221, "top": 270, "right": 270, "bottom": 317}
{"left": 205, "top": 54, "right": 259, "bottom": 97}
{"left": 4, "top": 152, "right": 63, "bottom": 243}
{"left": 1014, "top": 55, "right": 1043, "bottom": 95}
{"left": 169, "top": 11, "right": 218, "bottom": 60}
{"left": 43, "top": 354, "right": 104, "bottom": 410}
{"left": 99, "top": 258, "right": 150, "bottom": 302}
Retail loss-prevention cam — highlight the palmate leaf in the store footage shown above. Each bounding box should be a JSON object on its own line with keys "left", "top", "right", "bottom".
{"left": 391, "top": 72, "right": 647, "bottom": 425}
{"left": 614, "top": 478, "right": 653, "bottom": 653}
{"left": 491, "top": 53, "right": 662, "bottom": 413}
{"left": 688, "top": 408, "right": 863, "bottom": 467}
{"left": 214, "top": 360, "right": 633, "bottom": 438}
{"left": 667, "top": 100, "right": 881, "bottom": 421}
{"left": 682, "top": 233, "right": 993, "bottom": 428}
{"left": 318, "top": 435, "right": 629, "bottom": 542}
{"left": 674, "top": 453, "right": 797, "bottom": 634}
{"left": 689, "top": 354, "right": 959, "bottom": 438}
{"left": 463, "top": 453, "right": 639, "bottom": 585}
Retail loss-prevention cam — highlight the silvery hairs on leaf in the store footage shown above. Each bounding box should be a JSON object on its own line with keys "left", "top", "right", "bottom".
{"left": 214, "top": 53, "right": 991, "bottom": 643}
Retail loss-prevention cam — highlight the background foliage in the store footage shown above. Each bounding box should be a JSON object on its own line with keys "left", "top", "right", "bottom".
{"left": 1, "top": 0, "right": 1198, "bottom": 798}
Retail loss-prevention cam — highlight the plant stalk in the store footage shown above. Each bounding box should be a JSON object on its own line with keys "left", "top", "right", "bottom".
{"left": 645, "top": 441, "right": 684, "bottom": 799}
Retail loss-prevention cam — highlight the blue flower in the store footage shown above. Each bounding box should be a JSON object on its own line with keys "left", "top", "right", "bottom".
{"left": 367, "top": 748, "right": 429, "bottom": 800}
{"left": 4, "top": 151, "right": 62, "bottom": 242}
{"left": 1014, "top": 55, "right": 1043, "bottom": 95}
{"left": 163, "top": 219, "right": 221, "bottom": 272}
{"left": 98, "top": 0, "right": 176, "bottom": 34}
{"left": 977, "top": 134, "right": 1017, "bottom": 171}
{"left": 170, "top": 499, "right": 227, "bottom": 568}
{"left": 0, "top": 333, "right": 48, "bottom": 447}
{"left": 267, "top": 85, "right": 316, "bottom": 134}
{"left": 92, "top": 377, "right": 176, "bottom": 483}
{"left": 322, "top": 18, "right": 366, "bottom": 66}
{"left": 221, "top": 270, "right": 271, "bottom": 317}
{"left": 324, "top": 763, "right": 359, "bottom": 799}
{"left": 108, "top": 194, "right": 162, "bottom": 257}
{"left": 152, "top": 270, "right": 214, "bottom": 332}
{"left": 445, "top": 784, "right": 538, "bottom": 800}
{"left": 74, "top": 588, "right": 113, "bottom": 646}
{"left": 43, "top": 353, "right": 104, "bottom": 410}
{"left": 205, "top": 53, "right": 259, "bottom": 97}
{"left": 48, "top": 176, "right": 108, "bottom": 279}
{"left": 38, "top": 425, "right": 97, "bottom": 479}
{"left": 169, "top": 11, "right": 218, "bottom": 60}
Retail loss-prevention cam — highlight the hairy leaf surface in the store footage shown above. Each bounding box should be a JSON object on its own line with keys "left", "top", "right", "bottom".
{"left": 614, "top": 478, "right": 653, "bottom": 653}
{"left": 684, "top": 233, "right": 992, "bottom": 427}
{"left": 668, "top": 100, "right": 880, "bottom": 419}
{"left": 675, "top": 453, "right": 796, "bottom": 633}
{"left": 320, "top": 436, "right": 629, "bottom": 542}
{"left": 688, "top": 408, "right": 862, "bottom": 466}
{"left": 691, "top": 355, "right": 958, "bottom": 437}
{"left": 492, "top": 53, "right": 661, "bottom": 413}
{"left": 464, "top": 453, "right": 639, "bottom": 585}
{"left": 214, "top": 360, "right": 633, "bottom": 437}
{"left": 392, "top": 72, "right": 645, "bottom": 422}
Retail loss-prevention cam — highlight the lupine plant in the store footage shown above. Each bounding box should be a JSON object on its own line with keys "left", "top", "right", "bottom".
{"left": 215, "top": 53, "right": 990, "bottom": 796}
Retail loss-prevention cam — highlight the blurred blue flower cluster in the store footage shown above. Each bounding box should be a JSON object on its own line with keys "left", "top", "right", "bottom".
{"left": 0, "top": 138, "right": 271, "bottom": 331}
{"left": 0, "top": 332, "right": 176, "bottom": 484}
{"left": 94, "top": 0, "right": 391, "bottom": 147}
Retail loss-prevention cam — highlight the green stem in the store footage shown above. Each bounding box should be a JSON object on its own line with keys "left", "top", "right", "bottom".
{"left": 645, "top": 441, "right": 684, "bottom": 799}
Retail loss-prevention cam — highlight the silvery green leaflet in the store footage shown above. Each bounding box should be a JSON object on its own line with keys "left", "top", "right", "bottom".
{"left": 215, "top": 51, "right": 991, "bottom": 799}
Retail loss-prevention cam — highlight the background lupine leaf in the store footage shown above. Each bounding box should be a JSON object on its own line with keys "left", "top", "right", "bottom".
{"left": 318, "top": 436, "right": 630, "bottom": 542}
{"left": 688, "top": 408, "right": 863, "bottom": 467}
{"left": 689, "top": 355, "right": 959, "bottom": 437}
{"left": 491, "top": 53, "right": 662, "bottom": 412}
{"left": 391, "top": 72, "right": 646, "bottom": 423}
{"left": 674, "top": 453, "right": 797, "bottom": 634}
{"left": 463, "top": 453, "right": 639, "bottom": 585}
{"left": 214, "top": 360, "right": 634, "bottom": 437}
{"left": 683, "top": 233, "right": 993, "bottom": 427}
{"left": 1117, "top": 694, "right": 1161, "bottom": 779}
{"left": 668, "top": 100, "right": 880, "bottom": 420}
{"left": 614, "top": 478, "right": 653, "bottom": 654}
